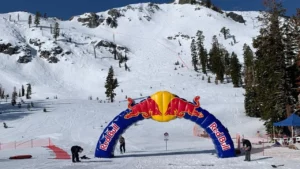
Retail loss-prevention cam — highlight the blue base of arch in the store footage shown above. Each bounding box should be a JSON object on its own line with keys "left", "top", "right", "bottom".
{"left": 95, "top": 98, "right": 236, "bottom": 158}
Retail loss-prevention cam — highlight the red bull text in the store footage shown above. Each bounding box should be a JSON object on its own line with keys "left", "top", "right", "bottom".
{"left": 208, "top": 122, "right": 231, "bottom": 151}
{"left": 99, "top": 123, "right": 120, "bottom": 151}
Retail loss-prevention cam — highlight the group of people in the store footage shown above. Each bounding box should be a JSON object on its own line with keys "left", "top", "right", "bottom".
{"left": 71, "top": 136, "right": 251, "bottom": 163}
{"left": 70, "top": 136, "right": 126, "bottom": 163}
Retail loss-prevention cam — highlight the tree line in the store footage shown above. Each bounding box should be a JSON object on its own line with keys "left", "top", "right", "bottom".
{"left": 245, "top": 0, "right": 300, "bottom": 134}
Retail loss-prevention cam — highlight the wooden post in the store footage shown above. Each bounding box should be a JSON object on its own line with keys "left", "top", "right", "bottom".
{"left": 273, "top": 126, "right": 275, "bottom": 140}
{"left": 262, "top": 139, "right": 264, "bottom": 156}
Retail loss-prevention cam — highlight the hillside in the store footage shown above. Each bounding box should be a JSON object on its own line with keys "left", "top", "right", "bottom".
{"left": 0, "top": 2, "right": 261, "bottom": 100}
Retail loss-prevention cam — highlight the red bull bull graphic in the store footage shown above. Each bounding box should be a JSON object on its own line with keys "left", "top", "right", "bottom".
{"left": 95, "top": 91, "right": 235, "bottom": 158}
{"left": 165, "top": 96, "right": 204, "bottom": 118}
{"left": 124, "top": 97, "right": 162, "bottom": 119}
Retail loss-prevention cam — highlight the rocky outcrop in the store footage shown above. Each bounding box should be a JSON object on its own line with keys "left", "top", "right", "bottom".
{"left": 53, "top": 46, "right": 63, "bottom": 55}
{"left": 108, "top": 9, "right": 123, "bottom": 19}
{"left": 39, "top": 46, "right": 63, "bottom": 63}
{"left": 95, "top": 40, "right": 129, "bottom": 56}
{"left": 0, "top": 43, "right": 19, "bottom": 55}
{"left": 226, "top": 12, "right": 246, "bottom": 23}
{"left": 106, "top": 17, "right": 118, "bottom": 28}
{"left": 178, "top": 0, "right": 191, "bottom": 4}
{"left": 40, "top": 50, "right": 51, "bottom": 59}
{"left": 29, "top": 38, "right": 44, "bottom": 47}
{"left": 147, "top": 3, "right": 160, "bottom": 13}
{"left": 167, "top": 32, "right": 192, "bottom": 40}
{"left": 77, "top": 13, "right": 103, "bottom": 28}
{"left": 48, "top": 57, "right": 59, "bottom": 63}
{"left": 17, "top": 46, "right": 32, "bottom": 64}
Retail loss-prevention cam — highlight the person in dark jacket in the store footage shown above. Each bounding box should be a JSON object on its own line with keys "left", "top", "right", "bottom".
{"left": 3, "top": 122, "right": 8, "bottom": 129}
{"left": 242, "top": 138, "right": 252, "bottom": 161}
{"left": 71, "top": 145, "right": 83, "bottom": 162}
{"left": 119, "top": 136, "right": 125, "bottom": 154}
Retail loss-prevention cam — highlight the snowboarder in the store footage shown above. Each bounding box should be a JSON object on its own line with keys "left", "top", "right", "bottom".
{"left": 70, "top": 145, "right": 83, "bottom": 163}
{"left": 242, "top": 138, "right": 252, "bottom": 161}
{"left": 3, "top": 122, "right": 8, "bottom": 129}
{"left": 119, "top": 136, "right": 125, "bottom": 154}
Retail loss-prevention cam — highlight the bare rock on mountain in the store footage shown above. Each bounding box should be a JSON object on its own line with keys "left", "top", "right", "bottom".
{"left": 0, "top": 43, "right": 19, "bottom": 55}
{"left": 48, "top": 56, "right": 59, "bottom": 63}
{"left": 226, "top": 12, "right": 246, "bottom": 24}
{"left": 77, "top": 12, "right": 102, "bottom": 28}
{"left": 108, "top": 9, "right": 123, "bottom": 19}
{"left": 40, "top": 50, "right": 51, "bottom": 59}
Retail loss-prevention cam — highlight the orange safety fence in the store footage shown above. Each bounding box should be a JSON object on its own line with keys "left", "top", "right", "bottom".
{"left": 0, "top": 138, "right": 53, "bottom": 150}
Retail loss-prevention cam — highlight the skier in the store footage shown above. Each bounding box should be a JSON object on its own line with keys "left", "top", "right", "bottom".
{"left": 242, "top": 138, "right": 252, "bottom": 161}
{"left": 119, "top": 136, "right": 125, "bottom": 154}
{"left": 70, "top": 145, "right": 83, "bottom": 163}
{"left": 3, "top": 122, "right": 8, "bottom": 129}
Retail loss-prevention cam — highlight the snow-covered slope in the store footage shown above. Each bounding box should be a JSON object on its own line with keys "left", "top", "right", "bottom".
{"left": 0, "top": 3, "right": 261, "bottom": 99}
{"left": 1, "top": 3, "right": 290, "bottom": 169}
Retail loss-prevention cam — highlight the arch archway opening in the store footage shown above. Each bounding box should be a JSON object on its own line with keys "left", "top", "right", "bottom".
{"left": 95, "top": 91, "right": 236, "bottom": 158}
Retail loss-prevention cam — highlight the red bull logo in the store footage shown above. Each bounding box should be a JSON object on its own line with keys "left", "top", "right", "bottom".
{"left": 99, "top": 123, "right": 120, "bottom": 151}
{"left": 124, "top": 98, "right": 162, "bottom": 119}
{"left": 208, "top": 122, "right": 231, "bottom": 151}
{"left": 165, "top": 96, "right": 204, "bottom": 118}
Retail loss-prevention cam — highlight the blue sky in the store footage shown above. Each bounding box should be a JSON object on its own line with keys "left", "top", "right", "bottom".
{"left": 0, "top": 0, "right": 298, "bottom": 19}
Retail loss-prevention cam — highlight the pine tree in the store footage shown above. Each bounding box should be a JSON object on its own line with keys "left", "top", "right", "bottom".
{"left": 26, "top": 84, "right": 32, "bottom": 99}
{"left": 220, "top": 27, "right": 230, "bottom": 39}
{"left": 17, "top": 13, "right": 19, "bottom": 21}
{"left": 105, "top": 66, "right": 119, "bottom": 102}
{"left": 28, "top": 15, "right": 32, "bottom": 28}
{"left": 0, "top": 84, "right": 2, "bottom": 100}
{"left": 243, "top": 43, "right": 260, "bottom": 117}
{"left": 206, "top": 0, "right": 211, "bottom": 8}
{"left": 243, "top": 44, "right": 255, "bottom": 88}
{"left": 113, "top": 44, "right": 117, "bottom": 60}
{"left": 53, "top": 22, "right": 60, "bottom": 41}
{"left": 282, "top": 17, "right": 300, "bottom": 115}
{"left": 196, "top": 30, "right": 207, "bottom": 74}
{"left": 22, "top": 85, "right": 25, "bottom": 96}
{"left": 252, "top": 0, "right": 287, "bottom": 133}
{"left": 19, "top": 90, "right": 21, "bottom": 97}
{"left": 125, "top": 63, "right": 128, "bottom": 71}
{"left": 223, "top": 49, "right": 230, "bottom": 78}
{"left": 209, "top": 35, "right": 225, "bottom": 82}
{"left": 34, "top": 12, "right": 41, "bottom": 27}
{"left": 293, "top": 9, "right": 300, "bottom": 108}
{"left": 11, "top": 87, "right": 17, "bottom": 106}
{"left": 191, "top": 39, "right": 198, "bottom": 71}
{"left": 230, "top": 52, "right": 241, "bottom": 87}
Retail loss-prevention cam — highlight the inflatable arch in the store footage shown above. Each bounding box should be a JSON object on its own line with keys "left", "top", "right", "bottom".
{"left": 95, "top": 91, "right": 235, "bottom": 158}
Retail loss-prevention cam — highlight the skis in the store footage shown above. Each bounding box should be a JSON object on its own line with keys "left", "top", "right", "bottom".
{"left": 271, "top": 164, "right": 284, "bottom": 168}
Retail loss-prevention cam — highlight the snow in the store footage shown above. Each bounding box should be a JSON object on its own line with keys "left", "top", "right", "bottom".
{"left": 1, "top": 2, "right": 300, "bottom": 169}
